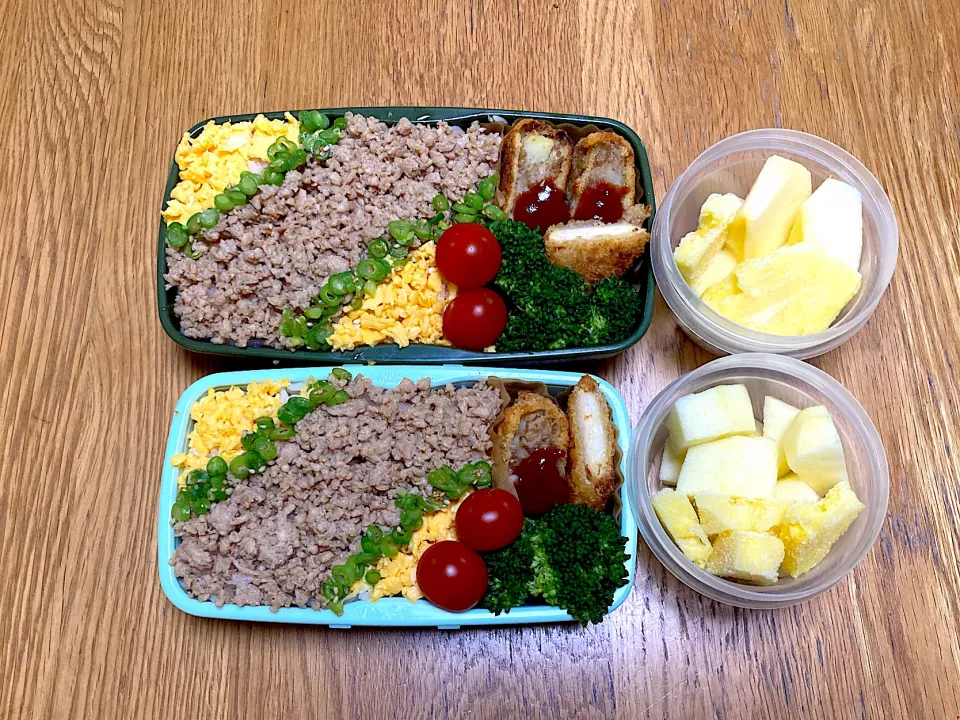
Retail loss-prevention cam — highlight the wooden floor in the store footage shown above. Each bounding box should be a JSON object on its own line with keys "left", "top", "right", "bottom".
{"left": 1, "top": 0, "right": 958, "bottom": 718}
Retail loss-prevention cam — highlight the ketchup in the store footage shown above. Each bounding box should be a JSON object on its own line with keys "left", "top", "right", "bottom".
{"left": 512, "top": 179, "right": 571, "bottom": 230}
{"left": 573, "top": 181, "right": 628, "bottom": 222}
{"left": 513, "top": 447, "right": 570, "bottom": 518}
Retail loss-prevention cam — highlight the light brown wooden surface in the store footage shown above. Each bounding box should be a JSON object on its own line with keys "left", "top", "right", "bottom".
{"left": 2, "top": 0, "right": 958, "bottom": 718}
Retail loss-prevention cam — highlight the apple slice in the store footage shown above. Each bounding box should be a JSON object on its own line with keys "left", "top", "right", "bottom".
{"left": 781, "top": 406, "right": 849, "bottom": 495}
{"left": 787, "top": 178, "right": 863, "bottom": 271}
{"left": 665, "top": 384, "right": 756, "bottom": 451}
{"left": 762, "top": 396, "right": 801, "bottom": 477}
{"left": 725, "top": 155, "right": 812, "bottom": 260}
{"left": 676, "top": 436, "right": 778, "bottom": 499}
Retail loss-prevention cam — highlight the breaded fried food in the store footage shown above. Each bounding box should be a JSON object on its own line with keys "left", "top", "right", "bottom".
{"left": 544, "top": 218, "right": 650, "bottom": 283}
{"left": 492, "top": 391, "right": 569, "bottom": 483}
{"left": 568, "top": 131, "right": 636, "bottom": 217}
{"left": 498, "top": 119, "right": 574, "bottom": 216}
{"left": 566, "top": 375, "right": 618, "bottom": 510}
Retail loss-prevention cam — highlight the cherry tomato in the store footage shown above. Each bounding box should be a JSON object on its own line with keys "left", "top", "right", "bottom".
{"left": 455, "top": 488, "right": 525, "bottom": 551}
{"left": 436, "top": 223, "right": 502, "bottom": 288}
{"left": 442, "top": 288, "right": 507, "bottom": 350}
{"left": 416, "top": 541, "right": 488, "bottom": 612}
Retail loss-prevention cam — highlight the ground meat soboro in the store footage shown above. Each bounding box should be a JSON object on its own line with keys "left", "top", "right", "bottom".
{"left": 170, "top": 376, "right": 502, "bottom": 612}
{"left": 164, "top": 113, "right": 501, "bottom": 348}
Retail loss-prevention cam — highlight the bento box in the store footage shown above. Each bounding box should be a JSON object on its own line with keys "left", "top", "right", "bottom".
{"left": 156, "top": 107, "right": 656, "bottom": 365}
{"left": 157, "top": 365, "right": 638, "bottom": 628}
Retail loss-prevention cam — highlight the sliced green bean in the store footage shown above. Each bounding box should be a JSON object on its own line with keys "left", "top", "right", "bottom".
{"left": 166, "top": 222, "right": 188, "bottom": 248}
{"left": 198, "top": 208, "right": 220, "bottom": 229}
{"left": 213, "top": 194, "right": 234, "bottom": 212}
{"left": 389, "top": 244, "right": 408, "bottom": 258}
{"left": 453, "top": 212, "right": 477, "bottom": 224}
{"left": 171, "top": 501, "right": 191, "bottom": 522}
{"left": 331, "top": 368, "right": 352, "bottom": 381}
{"left": 325, "top": 389, "right": 350, "bottom": 406}
{"left": 432, "top": 194, "right": 450, "bottom": 212}
{"left": 226, "top": 187, "right": 248, "bottom": 205}
{"left": 319, "top": 284, "right": 341, "bottom": 307}
{"left": 463, "top": 192, "right": 483, "bottom": 211}
{"left": 365, "top": 570, "right": 381, "bottom": 585}
{"left": 252, "top": 435, "right": 277, "bottom": 462}
{"left": 185, "top": 213, "right": 202, "bottom": 235}
{"left": 482, "top": 204, "right": 507, "bottom": 221}
{"left": 368, "top": 238, "right": 389, "bottom": 259}
{"left": 206, "top": 455, "right": 228, "bottom": 476}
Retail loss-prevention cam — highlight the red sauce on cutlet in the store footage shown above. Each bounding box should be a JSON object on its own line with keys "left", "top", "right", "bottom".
{"left": 513, "top": 447, "right": 570, "bottom": 518}
{"left": 512, "top": 179, "right": 571, "bottom": 230}
{"left": 572, "top": 181, "right": 628, "bottom": 223}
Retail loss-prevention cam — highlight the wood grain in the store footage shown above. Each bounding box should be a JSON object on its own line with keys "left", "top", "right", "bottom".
{"left": 1, "top": 0, "right": 958, "bottom": 718}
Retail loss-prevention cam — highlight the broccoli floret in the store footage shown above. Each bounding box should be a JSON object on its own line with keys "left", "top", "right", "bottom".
{"left": 479, "top": 505, "right": 630, "bottom": 625}
{"left": 527, "top": 504, "right": 630, "bottom": 626}
{"left": 583, "top": 276, "right": 643, "bottom": 346}
{"left": 480, "top": 519, "right": 537, "bottom": 614}
{"left": 489, "top": 219, "right": 641, "bottom": 352}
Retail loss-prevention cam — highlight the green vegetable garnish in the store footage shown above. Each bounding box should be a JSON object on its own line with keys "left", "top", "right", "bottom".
{"left": 226, "top": 187, "right": 248, "bottom": 206}
{"left": 368, "top": 238, "right": 389, "bottom": 259}
{"left": 206, "top": 455, "right": 228, "bottom": 476}
{"left": 365, "top": 570, "right": 381, "bottom": 585}
{"left": 432, "top": 194, "right": 450, "bottom": 212}
{"left": 319, "top": 284, "right": 341, "bottom": 307}
{"left": 185, "top": 213, "right": 202, "bottom": 235}
{"left": 489, "top": 219, "right": 642, "bottom": 351}
{"left": 481, "top": 504, "right": 630, "bottom": 626}
{"left": 331, "top": 367, "right": 352, "bottom": 382}
{"left": 166, "top": 222, "right": 189, "bottom": 248}
{"left": 458, "top": 461, "right": 492, "bottom": 489}
{"left": 171, "top": 501, "right": 191, "bottom": 522}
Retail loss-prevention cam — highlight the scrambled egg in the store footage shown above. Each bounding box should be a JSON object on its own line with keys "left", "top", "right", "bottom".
{"left": 162, "top": 113, "right": 300, "bottom": 225}
{"left": 353, "top": 495, "right": 466, "bottom": 602}
{"left": 328, "top": 242, "right": 456, "bottom": 351}
{"left": 170, "top": 379, "right": 289, "bottom": 486}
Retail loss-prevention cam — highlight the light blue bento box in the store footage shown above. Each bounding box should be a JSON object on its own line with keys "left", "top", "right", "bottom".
{"left": 158, "top": 365, "right": 638, "bottom": 629}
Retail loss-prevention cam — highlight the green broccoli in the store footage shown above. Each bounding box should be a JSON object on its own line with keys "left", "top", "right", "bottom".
{"left": 489, "top": 219, "right": 641, "bottom": 352}
{"left": 480, "top": 504, "right": 630, "bottom": 626}
{"left": 480, "top": 520, "right": 536, "bottom": 614}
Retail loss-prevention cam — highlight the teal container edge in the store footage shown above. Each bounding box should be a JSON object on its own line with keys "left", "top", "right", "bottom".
{"left": 156, "top": 107, "right": 657, "bottom": 365}
{"left": 157, "top": 365, "right": 639, "bottom": 629}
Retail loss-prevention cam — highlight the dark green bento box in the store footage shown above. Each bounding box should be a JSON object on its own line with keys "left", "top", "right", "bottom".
{"left": 156, "top": 107, "right": 656, "bottom": 365}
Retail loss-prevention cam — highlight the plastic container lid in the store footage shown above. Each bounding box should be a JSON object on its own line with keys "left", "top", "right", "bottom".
{"left": 627, "top": 354, "right": 889, "bottom": 608}
{"left": 652, "top": 129, "right": 898, "bottom": 359}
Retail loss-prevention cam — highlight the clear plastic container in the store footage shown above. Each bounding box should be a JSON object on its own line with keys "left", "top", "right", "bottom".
{"left": 627, "top": 354, "right": 889, "bottom": 608}
{"left": 652, "top": 129, "right": 898, "bottom": 359}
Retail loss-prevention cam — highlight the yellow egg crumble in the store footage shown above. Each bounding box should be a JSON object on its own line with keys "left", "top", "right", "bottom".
{"left": 352, "top": 495, "right": 467, "bottom": 602}
{"left": 162, "top": 113, "right": 300, "bottom": 226}
{"left": 328, "top": 242, "right": 456, "bottom": 351}
{"left": 170, "top": 379, "right": 289, "bottom": 487}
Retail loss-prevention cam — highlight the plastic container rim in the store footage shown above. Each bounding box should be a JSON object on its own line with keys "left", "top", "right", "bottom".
{"left": 627, "top": 353, "right": 889, "bottom": 608}
{"left": 653, "top": 128, "right": 899, "bottom": 357}
{"left": 156, "top": 106, "right": 657, "bottom": 365}
{"left": 158, "top": 364, "right": 639, "bottom": 627}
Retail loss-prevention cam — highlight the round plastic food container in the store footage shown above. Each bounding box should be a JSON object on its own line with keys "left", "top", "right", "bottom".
{"left": 651, "top": 129, "right": 898, "bottom": 359}
{"left": 627, "top": 354, "right": 889, "bottom": 608}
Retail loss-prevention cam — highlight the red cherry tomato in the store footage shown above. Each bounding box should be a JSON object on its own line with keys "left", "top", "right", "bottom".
{"left": 442, "top": 288, "right": 507, "bottom": 350}
{"left": 416, "top": 541, "right": 488, "bottom": 612}
{"left": 455, "top": 488, "right": 525, "bottom": 551}
{"left": 436, "top": 223, "right": 502, "bottom": 288}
